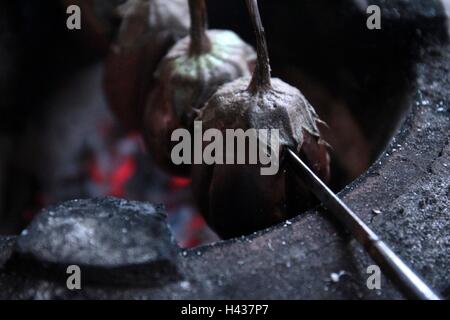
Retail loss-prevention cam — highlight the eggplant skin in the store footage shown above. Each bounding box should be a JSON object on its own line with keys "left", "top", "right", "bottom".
{"left": 104, "top": 0, "right": 190, "bottom": 130}
{"left": 143, "top": 30, "right": 255, "bottom": 176}
{"left": 192, "top": 77, "right": 330, "bottom": 239}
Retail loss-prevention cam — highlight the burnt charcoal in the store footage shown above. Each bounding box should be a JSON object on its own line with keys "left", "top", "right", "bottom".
{"left": 10, "top": 197, "right": 181, "bottom": 286}
{"left": 0, "top": 236, "right": 15, "bottom": 267}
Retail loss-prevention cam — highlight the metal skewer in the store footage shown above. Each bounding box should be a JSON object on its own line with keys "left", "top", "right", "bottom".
{"left": 286, "top": 148, "right": 441, "bottom": 300}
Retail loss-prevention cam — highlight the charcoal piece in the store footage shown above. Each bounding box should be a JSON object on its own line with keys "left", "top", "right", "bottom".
{"left": 12, "top": 197, "right": 180, "bottom": 286}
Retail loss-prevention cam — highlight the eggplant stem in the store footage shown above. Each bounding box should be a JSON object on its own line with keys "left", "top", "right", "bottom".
{"left": 188, "top": 0, "right": 211, "bottom": 56}
{"left": 246, "top": 0, "right": 272, "bottom": 93}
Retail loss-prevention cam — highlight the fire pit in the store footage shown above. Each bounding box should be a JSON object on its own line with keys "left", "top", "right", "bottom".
{"left": 0, "top": 0, "right": 448, "bottom": 299}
